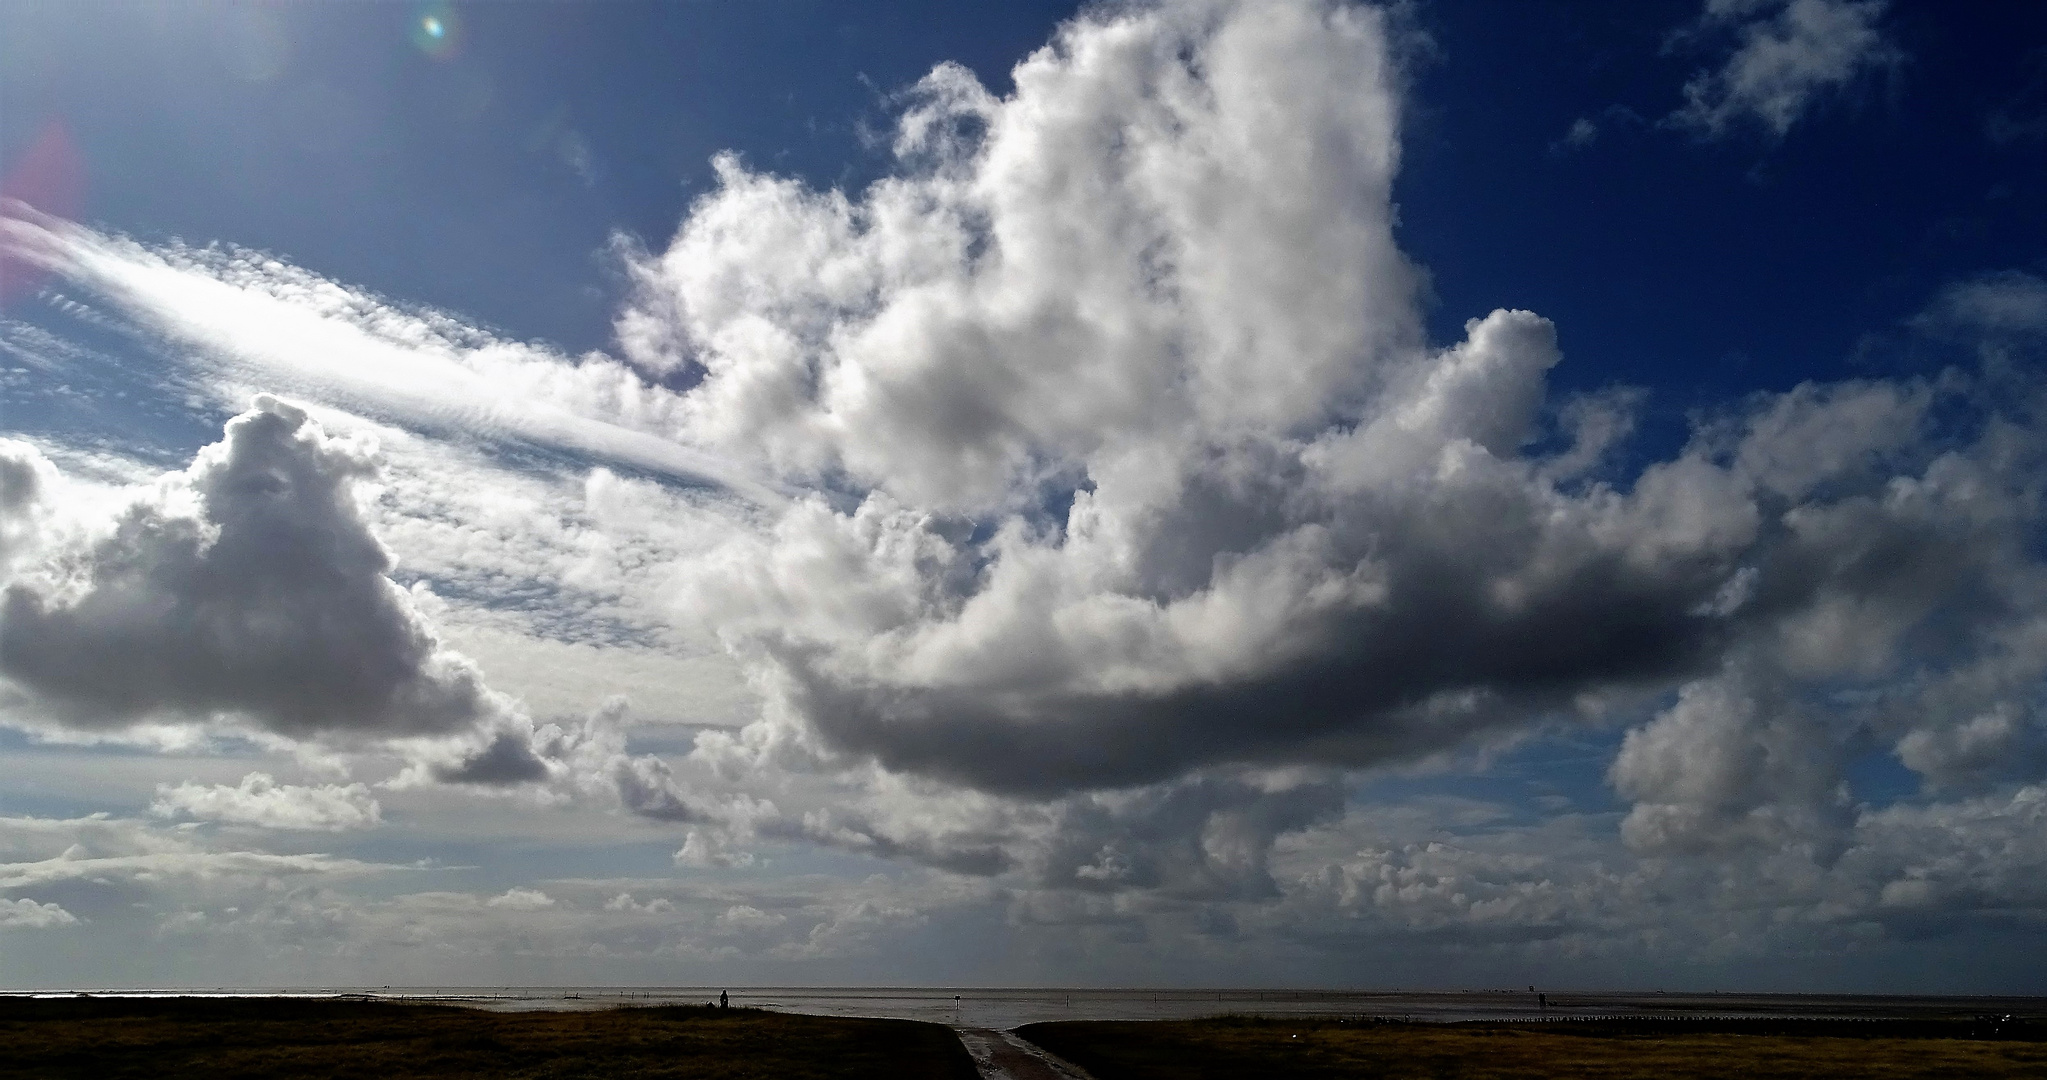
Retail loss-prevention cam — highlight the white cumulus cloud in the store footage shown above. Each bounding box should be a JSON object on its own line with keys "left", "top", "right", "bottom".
{"left": 0, "top": 395, "right": 511, "bottom": 741}
{"left": 487, "top": 887, "right": 556, "bottom": 910}
{"left": 0, "top": 896, "right": 79, "bottom": 929}
{"left": 151, "top": 772, "right": 383, "bottom": 831}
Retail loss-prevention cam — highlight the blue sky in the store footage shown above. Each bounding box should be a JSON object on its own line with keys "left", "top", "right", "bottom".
{"left": 3, "top": 0, "right": 2047, "bottom": 992}
{"left": 11, "top": 1, "right": 2040, "bottom": 391}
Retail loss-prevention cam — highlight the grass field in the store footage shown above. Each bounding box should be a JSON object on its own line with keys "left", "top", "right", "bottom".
{"left": 1017, "top": 1015, "right": 2047, "bottom": 1080}
{"left": 0, "top": 997, "right": 979, "bottom": 1080}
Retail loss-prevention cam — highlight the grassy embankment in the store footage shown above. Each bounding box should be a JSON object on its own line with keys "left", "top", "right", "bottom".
{"left": 0, "top": 997, "right": 978, "bottom": 1080}
{"left": 1018, "top": 1015, "right": 2047, "bottom": 1080}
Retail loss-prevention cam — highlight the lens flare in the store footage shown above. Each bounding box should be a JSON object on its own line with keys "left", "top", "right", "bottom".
{"left": 410, "top": 4, "right": 459, "bottom": 58}
{"left": 0, "top": 119, "right": 88, "bottom": 308}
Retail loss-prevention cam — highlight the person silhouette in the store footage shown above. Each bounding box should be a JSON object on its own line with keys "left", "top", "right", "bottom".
{"left": 720, "top": 990, "right": 729, "bottom": 1009}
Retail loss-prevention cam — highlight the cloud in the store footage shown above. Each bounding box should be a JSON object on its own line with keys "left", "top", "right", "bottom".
{"left": 0, "top": 204, "right": 787, "bottom": 508}
{"left": 618, "top": 0, "right": 1419, "bottom": 510}
{"left": 0, "top": 436, "right": 57, "bottom": 571}
{"left": 1985, "top": 52, "right": 2047, "bottom": 146}
{"left": 600, "top": 0, "right": 2046, "bottom": 826}
{"left": 0, "top": 896, "right": 79, "bottom": 928}
{"left": 604, "top": 892, "right": 674, "bottom": 914}
{"left": 591, "top": 0, "right": 2047, "bottom": 927}
{"left": 1611, "top": 661, "right": 1853, "bottom": 855}
{"left": 1666, "top": 0, "right": 1901, "bottom": 140}
{"left": 428, "top": 726, "right": 557, "bottom": 786}
{"left": 151, "top": 772, "right": 382, "bottom": 831}
{"left": 486, "top": 886, "right": 556, "bottom": 910}
{"left": 769, "top": 897, "right": 929, "bottom": 961}
{"left": 0, "top": 396, "right": 511, "bottom": 740}
{"left": 718, "top": 903, "right": 785, "bottom": 930}
{"left": 0, "top": 847, "right": 393, "bottom": 891}
{"left": 213, "top": 873, "right": 978, "bottom": 974}
{"left": 1554, "top": 116, "right": 1600, "bottom": 152}
{"left": 673, "top": 828, "right": 757, "bottom": 869}
{"left": 1549, "top": 106, "right": 1646, "bottom": 157}
{"left": 3, "top": 0, "right": 2046, "bottom": 981}
{"left": 1915, "top": 270, "right": 2047, "bottom": 338}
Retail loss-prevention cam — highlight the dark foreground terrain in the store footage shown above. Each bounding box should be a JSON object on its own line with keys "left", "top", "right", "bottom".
{"left": 1018, "top": 1014, "right": 2047, "bottom": 1080}
{"left": 0, "top": 997, "right": 979, "bottom": 1080}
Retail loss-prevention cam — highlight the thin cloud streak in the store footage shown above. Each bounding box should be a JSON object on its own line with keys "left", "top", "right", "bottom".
{"left": 0, "top": 204, "right": 790, "bottom": 509}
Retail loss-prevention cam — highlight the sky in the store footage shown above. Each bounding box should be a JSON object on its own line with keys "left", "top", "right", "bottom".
{"left": 1, "top": 0, "right": 2045, "bottom": 992}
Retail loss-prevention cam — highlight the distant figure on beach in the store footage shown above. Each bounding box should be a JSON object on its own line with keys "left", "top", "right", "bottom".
{"left": 719, "top": 990, "right": 728, "bottom": 1010}
{"left": 1538, "top": 993, "right": 1547, "bottom": 1009}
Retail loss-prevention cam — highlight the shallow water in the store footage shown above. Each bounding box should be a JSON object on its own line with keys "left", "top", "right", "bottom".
{"left": 10, "top": 986, "right": 2042, "bottom": 1031}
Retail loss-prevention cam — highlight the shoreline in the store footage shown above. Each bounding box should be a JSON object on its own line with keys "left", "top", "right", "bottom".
{"left": 5, "top": 987, "right": 2042, "bottom": 1029}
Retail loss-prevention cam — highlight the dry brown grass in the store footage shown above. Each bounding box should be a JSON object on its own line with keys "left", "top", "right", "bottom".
{"left": 1018, "top": 1015, "right": 2047, "bottom": 1080}
{"left": 0, "top": 997, "right": 978, "bottom": 1080}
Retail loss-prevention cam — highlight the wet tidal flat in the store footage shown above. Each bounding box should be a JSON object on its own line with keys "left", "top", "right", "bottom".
{"left": 1017, "top": 1015, "right": 2047, "bottom": 1080}
{"left": 0, "top": 997, "right": 979, "bottom": 1080}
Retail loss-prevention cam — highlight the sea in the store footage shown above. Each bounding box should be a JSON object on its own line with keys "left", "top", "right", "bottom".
{"left": 5, "top": 986, "right": 2041, "bottom": 1030}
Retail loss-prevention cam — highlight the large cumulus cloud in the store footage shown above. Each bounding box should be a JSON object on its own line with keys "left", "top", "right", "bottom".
{"left": 610, "top": 0, "right": 2047, "bottom": 826}
{"left": 0, "top": 395, "right": 506, "bottom": 739}
{"left": 0, "top": 440, "right": 54, "bottom": 578}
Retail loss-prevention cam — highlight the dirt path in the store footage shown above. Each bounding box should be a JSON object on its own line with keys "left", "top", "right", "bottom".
{"left": 952, "top": 1026, "right": 1093, "bottom": 1080}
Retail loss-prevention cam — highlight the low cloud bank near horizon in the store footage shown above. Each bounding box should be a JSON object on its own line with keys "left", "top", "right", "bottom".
{"left": 2, "top": 0, "right": 2046, "bottom": 982}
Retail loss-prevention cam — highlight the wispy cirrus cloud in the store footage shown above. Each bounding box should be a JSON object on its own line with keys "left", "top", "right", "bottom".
{"left": 1, "top": 203, "right": 788, "bottom": 509}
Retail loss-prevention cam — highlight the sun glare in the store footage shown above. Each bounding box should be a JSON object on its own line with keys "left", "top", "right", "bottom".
{"left": 410, "top": 4, "right": 459, "bottom": 58}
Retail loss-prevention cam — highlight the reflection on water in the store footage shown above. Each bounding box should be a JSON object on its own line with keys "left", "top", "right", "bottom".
{"left": 8, "top": 986, "right": 2041, "bottom": 1031}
